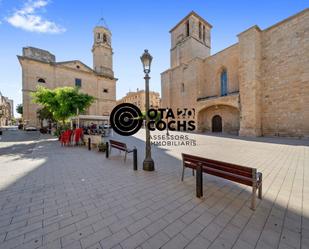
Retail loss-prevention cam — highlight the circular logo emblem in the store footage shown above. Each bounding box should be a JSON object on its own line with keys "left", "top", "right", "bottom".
{"left": 110, "top": 103, "right": 143, "bottom": 136}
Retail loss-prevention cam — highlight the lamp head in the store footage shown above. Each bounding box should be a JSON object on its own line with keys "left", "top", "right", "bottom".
{"left": 140, "top": 49, "right": 153, "bottom": 74}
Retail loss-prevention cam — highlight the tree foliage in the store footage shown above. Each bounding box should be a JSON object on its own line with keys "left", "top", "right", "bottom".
{"left": 16, "top": 104, "right": 23, "bottom": 115}
{"left": 37, "top": 107, "right": 55, "bottom": 128}
{"left": 141, "top": 110, "right": 162, "bottom": 123}
{"left": 32, "top": 86, "right": 95, "bottom": 124}
{"left": 37, "top": 107, "right": 54, "bottom": 122}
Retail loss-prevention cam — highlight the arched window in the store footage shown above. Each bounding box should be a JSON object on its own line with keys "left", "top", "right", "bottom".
{"left": 103, "top": 34, "right": 107, "bottom": 43}
{"left": 37, "top": 78, "right": 46, "bottom": 83}
{"left": 186, "top": 20, "right": 190, "bottom": 37}
{"left": 198, "top": 22, "right": 202, "bottom": 39}
{"left": 220, "top": 69, "right": 228, "bottom": 96}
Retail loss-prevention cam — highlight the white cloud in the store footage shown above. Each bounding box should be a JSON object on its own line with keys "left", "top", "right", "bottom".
{"left": 6, "top": 0, "right": 65, "bottom": 34}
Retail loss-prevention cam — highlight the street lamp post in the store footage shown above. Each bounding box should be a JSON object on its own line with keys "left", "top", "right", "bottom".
{"left": 166, "top": 108, "right": 170, "bottom": 136}
{"left": 141, "top": 49, "right": 155, "bottom": 171}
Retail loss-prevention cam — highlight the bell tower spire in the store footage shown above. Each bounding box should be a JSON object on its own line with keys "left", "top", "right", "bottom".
{"left": 92, "top": 18, "right": 114, "bottom": 78}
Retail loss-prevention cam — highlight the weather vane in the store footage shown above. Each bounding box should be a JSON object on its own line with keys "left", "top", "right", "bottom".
{"left": 97, "top": 9, "right": 109, "bottom": 29}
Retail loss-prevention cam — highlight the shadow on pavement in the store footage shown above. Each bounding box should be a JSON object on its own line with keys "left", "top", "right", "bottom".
{"left": 0, "top": 130, "right": 306, "bottom": 249}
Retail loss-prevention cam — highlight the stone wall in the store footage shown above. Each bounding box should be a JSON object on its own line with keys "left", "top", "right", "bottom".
{"left": 170, "top": 14, "right": 211, "bottom": 68}
{"left": 238, "top": 26, "right": 262, "bottom": 137}
{"left": 198, "top": 44, "right": 239, "bottom": 99}
{"left": 92, "top": 26, "right": 114, "bottom": 78}
{"left": 198, "top": 105, "right": 240, "bottom": 134}
{"left": 19, "top": 57, "right": 116, "bottom": 127}
{"left": 261, "top": 9, "right": 309, "bottom": 137}
{"left": 162, "top": 9, "right": 309, "bottom": 137}
{"left": 23, "top": 47, "right": 55, "bottom": 63}
{"left": 0, "top": 93, "right": 12, "bottom": 126}
{"left": 161, "top": 58, "right": 203, "bottom": 123}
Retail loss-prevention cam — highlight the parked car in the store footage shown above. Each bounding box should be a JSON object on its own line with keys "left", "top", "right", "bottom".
{"left": 25, "top": 126, "right": 37, "bottom": 131}
{"left": 39, "top": 127, "right": 48, "bottom": 134}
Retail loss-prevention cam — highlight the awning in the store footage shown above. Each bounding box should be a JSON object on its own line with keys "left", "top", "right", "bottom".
{"left": 70, "top": 115, "right": 110, "bottom": 121}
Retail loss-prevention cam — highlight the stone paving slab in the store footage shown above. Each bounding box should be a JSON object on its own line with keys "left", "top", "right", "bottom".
{"left": 0, "top": 130, "right": 308, "bottom": 249}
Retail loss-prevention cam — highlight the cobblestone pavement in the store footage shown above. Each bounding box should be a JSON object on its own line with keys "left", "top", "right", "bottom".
{"left": 0, "top": 129, "right": 308, "bottom": 249}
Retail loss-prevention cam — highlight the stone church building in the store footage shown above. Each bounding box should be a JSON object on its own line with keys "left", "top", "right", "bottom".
{"left": 161, "top": 9, "right": 309, "bottom": 137}
{"left": 18, "top": 25, "right": 116, "bottom": 127}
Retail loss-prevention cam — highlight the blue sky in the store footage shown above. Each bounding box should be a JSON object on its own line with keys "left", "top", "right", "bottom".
{"left": 0, "top": 0, "right": 307, "bottom": 117}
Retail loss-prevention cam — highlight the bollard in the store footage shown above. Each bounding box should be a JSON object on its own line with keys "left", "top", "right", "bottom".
{"left": 196, "top": 163, "right": 203, "bottom": 198}
{"left": 88, "top": 137, "right": 91, "bottom": 151}
{"left": 105, "top": 142, "right": 109, "bottom": 158}
{"left": 133, "top": 148, "right": 137, "bottom": 171}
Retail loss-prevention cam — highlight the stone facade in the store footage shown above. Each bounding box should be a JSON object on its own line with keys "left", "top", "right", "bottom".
{"left": 117, "top": 89, "right": 161, "bottom": 113}
{"left": 0, "top": 92, "right": 13, "bottom": 126}
{"left": 18, "top": 25, "right": 116, "bottom": 127}
{"left": 161, "top": 9, "right": 309, "bottom": 137}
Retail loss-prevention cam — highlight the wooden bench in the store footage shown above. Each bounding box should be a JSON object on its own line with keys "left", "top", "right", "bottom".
{"left": 109, "top": 139, "right": 134, "bottom": 162}
{"left": 181, "top": 153, "right": 262, "bottom": 210}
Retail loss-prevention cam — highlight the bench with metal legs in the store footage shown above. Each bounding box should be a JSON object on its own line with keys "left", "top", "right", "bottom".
{"left": 181, "top": 153, "right": 262, "bottom": 210}
{"left": 109, "top": 139, "right": 134, "bottom": 162}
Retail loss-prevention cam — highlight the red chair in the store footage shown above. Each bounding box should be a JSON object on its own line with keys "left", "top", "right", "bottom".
{"left": 60, "top": 130, "right": 71, "bottom": 146}
{"left": 60, "top": 131, "right": 66, "bottom": 146}
{"left": 74, "top": 128, "right": 83, "bottom": 145}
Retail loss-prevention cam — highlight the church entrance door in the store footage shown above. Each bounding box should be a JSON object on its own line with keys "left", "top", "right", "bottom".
{"left": 212, "top": 115, "right": 222, "bottom": 132}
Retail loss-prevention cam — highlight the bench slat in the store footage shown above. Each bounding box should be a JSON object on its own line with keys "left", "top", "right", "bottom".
{"left": 112, "top": 145, "right": 126, "bottom": 151}
{"left": 202, "top": 166, "right": 254, "bottom": 186}
{"left": 110, "top": 140, "right": 127, "bottom": 150}
{"left": 109, "top": 139, "right": 134, "bottom": 153}
{"left": 183, "top": 153, "right": 253, "bottom": 176}
{"left": 110, "top": 140, "right": 126, "bottom": 146}
{"left": 183, "top": 154, "right": 252, "bottom": 173}
{"left": 112, "top": 142, "right": 125, "bottom": 146}
{"left": 183, "top": 160, "right": 252, "bottom": 178}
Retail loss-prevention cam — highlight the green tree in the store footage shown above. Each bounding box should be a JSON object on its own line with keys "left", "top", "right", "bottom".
{"left": 37, "top": 107, "right": 55, "bottom": 128}
{"left": 10, "top": 117, "right": 16, "bottom": 125}
{"left": 32, "top": 86, "right": 95, "bottom": 125}
{"left": 16, "top": 104, "right": 23, "bottom": 115}
{"left": 141, "top": 110, "right": 162, "bottom": 123}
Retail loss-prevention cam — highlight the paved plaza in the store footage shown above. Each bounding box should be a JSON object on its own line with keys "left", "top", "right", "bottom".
{"left": 0, "top": 130, "right": 308, "bottom": 249}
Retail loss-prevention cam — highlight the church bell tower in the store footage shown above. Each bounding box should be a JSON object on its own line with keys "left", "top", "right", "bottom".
{"left": 92, "top": 22, "right": 114, "bottom": 78}
{"left": 170, "top": 11, "right": 212, "bottom": 68}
